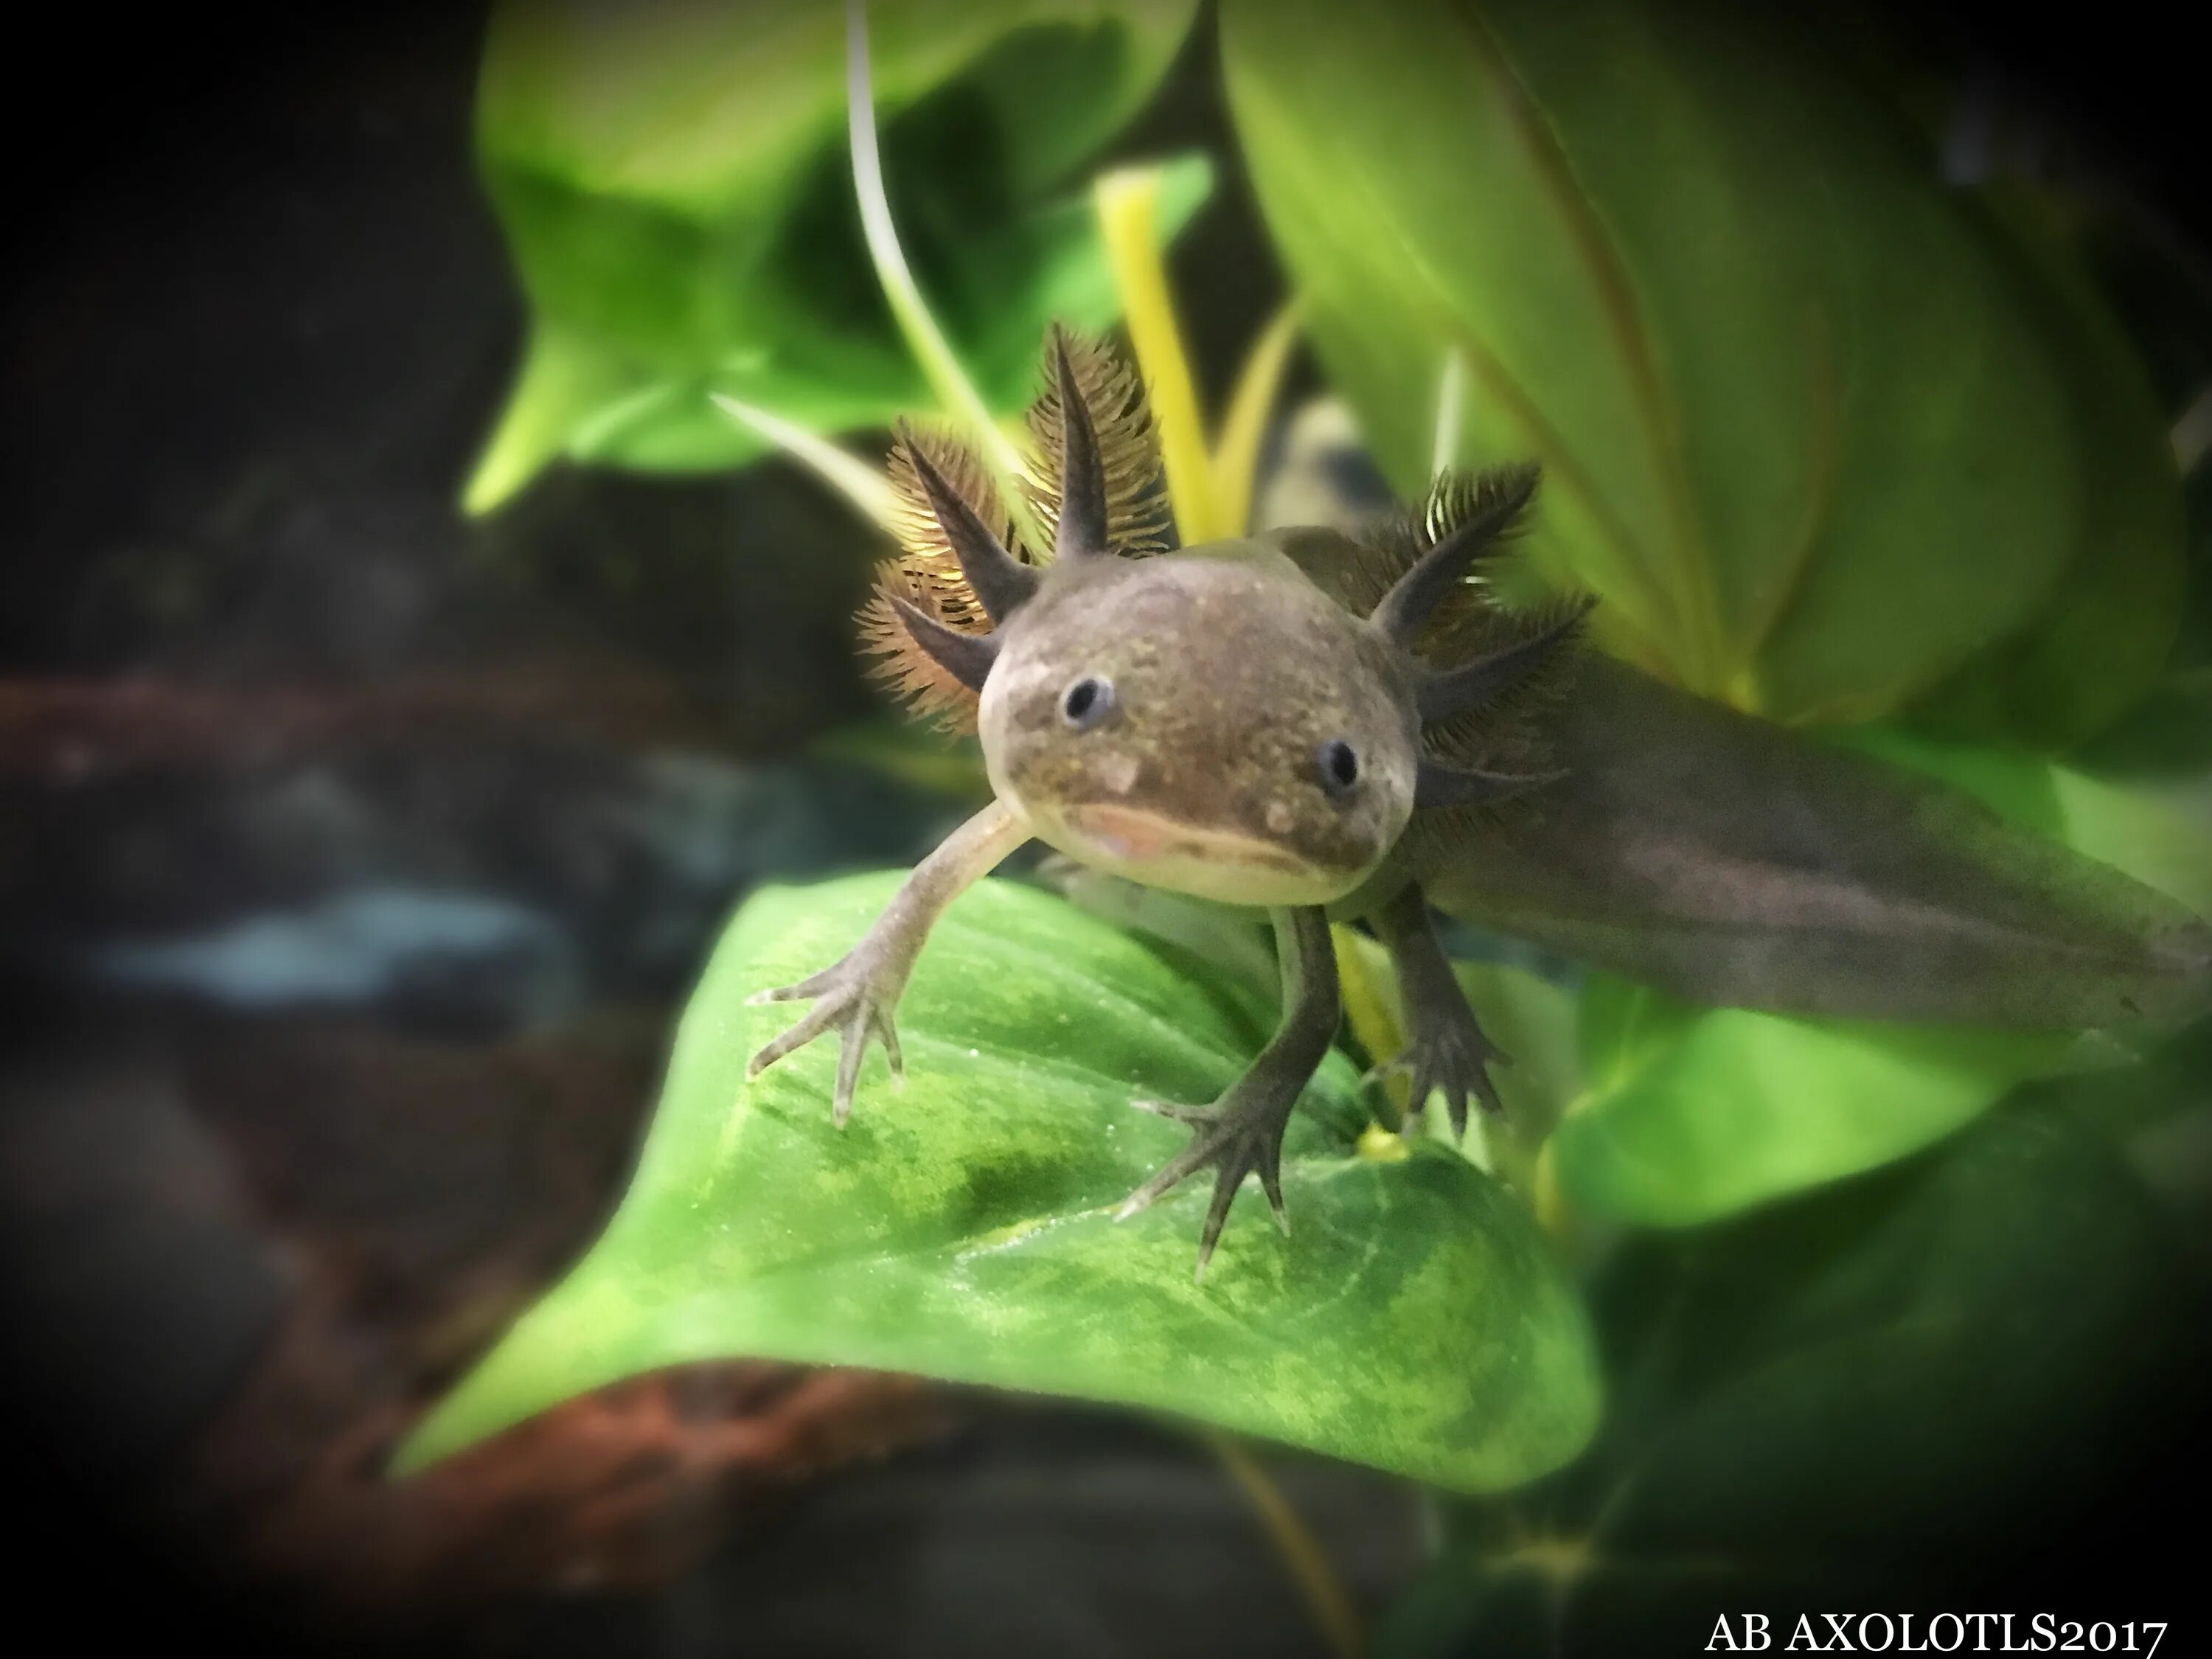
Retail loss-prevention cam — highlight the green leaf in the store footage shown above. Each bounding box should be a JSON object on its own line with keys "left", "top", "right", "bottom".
{"left": 1905, "top": 195, "right": 2186, "bottom": 751}
{"left": 1553, "top": 977, "right": 2072, "bottom": 1225}
{"left": 1221, "top": 0, "right": 2174, "bottom": 725}
{"left": 467, "top": 0, "right": 1205, "bottom": 509}
{"left": 1604, "top": 1098, "right": 2200, "bottom": 1544}
{"left": 397, "top": 873, "right": 1600, "bottom": 1492}
{"left": 1379, "top": 1102, "right": 2205, "bottom": 1655}
{"left": 460, "top": 321, "right": 647, "bottom": 515}
{"left": 2080, "top": 666, "right": 2212, "bottom": 779}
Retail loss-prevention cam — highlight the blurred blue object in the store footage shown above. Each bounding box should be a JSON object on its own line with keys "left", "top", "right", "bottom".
{"left": 86, "top": 888, "right": 582, "bottom": 1018}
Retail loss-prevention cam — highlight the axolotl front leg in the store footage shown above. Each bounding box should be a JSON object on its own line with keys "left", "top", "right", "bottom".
{"left": 746, "top": 799, "right": 1031, "bottom": 1122}
{"left": 1116, "top": 905, "right": 1341, "bottom": 1278}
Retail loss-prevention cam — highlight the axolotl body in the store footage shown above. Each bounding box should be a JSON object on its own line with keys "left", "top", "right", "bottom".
{"left": 749, "top": 332, "right": 1586, "bottom": 1273}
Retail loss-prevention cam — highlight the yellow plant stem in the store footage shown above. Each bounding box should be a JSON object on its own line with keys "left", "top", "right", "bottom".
{"left": 1534, "top": 1139, "right": 1572, "bottom": 1242}
{"left": 1332, "top": 923, "right": 1410, "bottom": 1133}
{"left": 1096, "top": 166, "right": 1228, "bottom": 543}
{"left": 1212, "top": 300, "right": 1304, "bottom": 535}
{"left": 1206, "top": 1431, "right": 1366, "bottom": 1659}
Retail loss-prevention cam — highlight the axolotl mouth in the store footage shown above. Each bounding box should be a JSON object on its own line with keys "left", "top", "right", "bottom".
{"left": 1043, "top": 801, "right": 1367, "bottom": 908}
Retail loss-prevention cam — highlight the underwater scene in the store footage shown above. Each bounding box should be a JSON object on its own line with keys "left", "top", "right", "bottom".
{"left": 4, "top": 3, "right": 2209, "bottom": 1655}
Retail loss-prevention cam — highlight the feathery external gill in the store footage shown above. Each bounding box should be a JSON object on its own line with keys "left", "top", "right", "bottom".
{"left": 862, "top": 330, "right": 1171, "bottom": 731}
{"left": 1368, "top": 462, "right": 1542, "bottom": 648}
{"left": 1046, "top": 328, "right": 1113, "bottom": 560}
{"left": 1315, "top": 465, "right": 1591, "bottom": 858}
{"left": 859, "top": 423, "right": 1034, "bottom": 730}
{"left": 1024, "top": 325, "right": 1173, "bottom": 557}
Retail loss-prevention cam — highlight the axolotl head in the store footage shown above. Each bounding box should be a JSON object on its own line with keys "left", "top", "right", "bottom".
{"left": 878, "top": 335, "right": 1571, "bottom": 911}
{"left": 978, "top": 547, "right": 1422, "bottom": 906}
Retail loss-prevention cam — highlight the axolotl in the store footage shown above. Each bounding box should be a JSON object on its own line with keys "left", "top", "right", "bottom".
{"left": 748, "top": 330, "right": 1587, "bottom": 1273}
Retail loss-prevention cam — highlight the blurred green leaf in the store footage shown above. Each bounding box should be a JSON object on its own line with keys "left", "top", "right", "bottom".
{"left": 467, "top": 0, "right": 1204, "bottom": 510}
{"left": 1905, "top": 195, "right": 2186, "bottom": 752}
{"left": 2080, "top": 667, "right": 2212, "bottom": 779}
{"left": 1554, "top": 978, "right": 2071, "bottom": 1225}
{"left": 397, "top": 873, "right": 1600, "bottom": 1492}
{"left": 1222, "top": 0, "right": 2177, "bottom": 725}
{"left": 1380, "top": 1103, "right": 2205, "bottom": 1656}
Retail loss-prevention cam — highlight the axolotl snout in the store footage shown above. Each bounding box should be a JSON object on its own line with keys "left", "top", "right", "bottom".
{"left": 748, "top": 330, "right": 1587, "bottom": 1274}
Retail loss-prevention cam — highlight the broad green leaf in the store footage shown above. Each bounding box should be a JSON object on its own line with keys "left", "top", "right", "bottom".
{"left": 2053, "top": 770, "right": 2212, "bottom": 922}
{"left": 1221, "top": 0, "right": 2172, "bottom": 725}
{"left": 397, "top": 874, "right": 1600, "bottom": 1492}
{"left": 1553, "top": 977, "right": 2072, "bottom": 1225}
{"left": 1050, "top": 866, "right": 1280, "bottom": 995}
{"left": 2082, "top": 666, "right": 2212, "bottom": 779}
{"left": 1905, "top": 195, "right": 2185, "bottom": 751}
{"left": 1423, "top": 658, "right": 2212, "bottom": 1032}
{"left": 467, "top": 0, "right": 1203, "bottom": 509}
{"left": 1379, "top": 1102, "right": 2205, "bottom": 1655}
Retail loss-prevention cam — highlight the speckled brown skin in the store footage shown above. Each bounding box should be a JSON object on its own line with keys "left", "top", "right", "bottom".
{"left": 981, "top": 545, "right": 1423, "bottom": 908}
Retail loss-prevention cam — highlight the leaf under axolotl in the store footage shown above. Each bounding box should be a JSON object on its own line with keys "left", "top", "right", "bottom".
{"left": 397, "top": 873, "right": 1601, "bottom": 1492}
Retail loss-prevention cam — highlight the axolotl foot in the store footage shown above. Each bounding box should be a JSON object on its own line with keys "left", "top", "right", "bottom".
{"left": 1116, "top": 1087, "right": 1296, "bottom": 1282}
{"left": 1366, "top": 883, "right": 1509, "bottom": 1139}
{"left": 745, "top": 947, "right": 907, "bottom": 1127}
{"left": 744, "top": 800, "right": 1032, "bottom": 1127}
{"left": 1110, "top": 905, "right": 1338, "bottom": 1279}
{"left": 1371, "top": 1012, "right": 1508, "bottom": 1141}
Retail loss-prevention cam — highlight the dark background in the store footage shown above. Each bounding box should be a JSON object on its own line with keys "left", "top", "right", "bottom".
{"left": 4, "top": 4, "right": 2205, "bottom": 1654}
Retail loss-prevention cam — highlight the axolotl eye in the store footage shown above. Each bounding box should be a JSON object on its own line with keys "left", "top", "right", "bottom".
{"left": 1316, "top": 738, "right": 1361, "bottom": 797}
{"left": 1061, "top": 675, "right": 1116, "bottom": 730}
